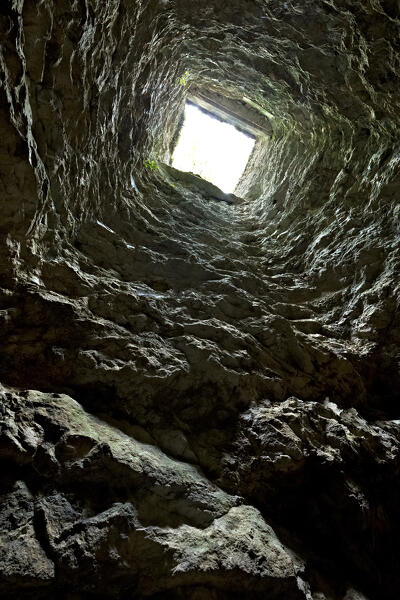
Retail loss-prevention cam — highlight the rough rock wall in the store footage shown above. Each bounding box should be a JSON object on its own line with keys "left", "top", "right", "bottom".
{"left": 1, "top": 1, "right": 400, "bottom": 599}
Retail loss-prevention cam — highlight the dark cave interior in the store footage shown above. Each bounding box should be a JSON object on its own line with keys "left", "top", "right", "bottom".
{"left": 1, "top": 1, "right": 400, "bottom": 599}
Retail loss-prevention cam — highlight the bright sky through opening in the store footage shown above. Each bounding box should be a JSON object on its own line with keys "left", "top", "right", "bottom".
{"left": 172, "top": 103, "right": 255, "bottom": 194}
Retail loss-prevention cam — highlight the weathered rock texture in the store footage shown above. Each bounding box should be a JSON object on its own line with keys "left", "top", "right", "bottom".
{"left": 1, "top": 0, "right": 400, "bottom": 598}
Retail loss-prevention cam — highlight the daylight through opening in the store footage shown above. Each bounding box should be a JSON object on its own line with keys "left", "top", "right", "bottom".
{"left": 172, "top": 103, "right": 255, "bottom": 194}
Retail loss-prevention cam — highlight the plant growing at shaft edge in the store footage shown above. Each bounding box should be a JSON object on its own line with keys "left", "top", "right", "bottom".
{"left": 144, "top": 159, "right": 158, "bottom": 171}
{"left": 176, "top": 69, "right": 189, "bottom": 86}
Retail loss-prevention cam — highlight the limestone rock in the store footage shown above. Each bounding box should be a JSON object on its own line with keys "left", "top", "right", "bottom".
{"left": 0, "top": 481, "right": 55, "bottom": 594}
{"left": 1, "top": 0, "right": 400, "bottom": 598}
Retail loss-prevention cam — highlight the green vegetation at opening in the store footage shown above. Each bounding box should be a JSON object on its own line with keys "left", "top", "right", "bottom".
{"left": 144, "top": 159, "right": 158, "bottom": 171}
{"left": 177, "top": 69, "right": 190, "bottom": 87}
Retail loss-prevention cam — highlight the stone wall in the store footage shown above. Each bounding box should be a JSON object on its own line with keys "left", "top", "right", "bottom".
{"left": 0, "top": 1, "right": 400, "bottom": 598}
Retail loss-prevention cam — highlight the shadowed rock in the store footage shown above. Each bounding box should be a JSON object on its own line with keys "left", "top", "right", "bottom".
{"left": 1, "top": 0, "right": 400, "bottom": 598}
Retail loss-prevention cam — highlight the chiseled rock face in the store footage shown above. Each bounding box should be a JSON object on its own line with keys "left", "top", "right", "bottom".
{"left": 0, "top": 389, "right": 303, "bottom": 599}
{"left": 0, "top": 481, "right": 55, "bottom": 592}
{"left": 1, "top": 0, "right": 400, "bottom": 598}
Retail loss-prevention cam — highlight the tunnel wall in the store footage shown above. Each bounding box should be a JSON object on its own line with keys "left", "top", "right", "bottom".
{"left": 1, "top": 1, "right": 400, "bottom": 599}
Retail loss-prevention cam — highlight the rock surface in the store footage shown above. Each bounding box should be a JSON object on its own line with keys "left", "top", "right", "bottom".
{"left": 1, "top": 0, "right": 400, "bottom": 598}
